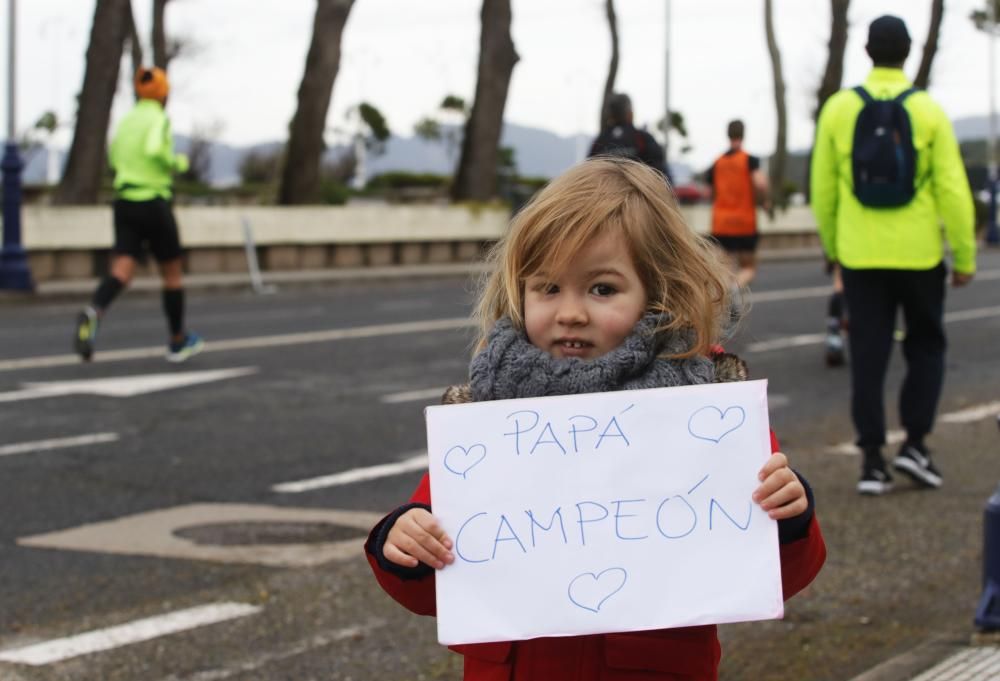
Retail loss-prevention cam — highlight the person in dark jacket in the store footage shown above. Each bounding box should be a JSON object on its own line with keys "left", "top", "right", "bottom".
{"left": 589, "top": 93, "right": 673, "bottom": 186}
{"left": 366, "top": 158, "right": 826, "bottom": 681}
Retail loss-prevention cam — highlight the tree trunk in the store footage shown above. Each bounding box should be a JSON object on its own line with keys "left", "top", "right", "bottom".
{"left": 451, "top": 0, "right": 519, "bottom": 202}
{"left": 53, "top": 0, "right": 131, "bottom": 205}
{"left": 599, "top": 0, "right": 620, "bottom": 130}
{"left": 764, "top": 0, "right": 787, "bottom": 207}
{"left": 152, "top": 0, "right": 169, "bottom": 69}
{"left": 914, "top": 0, "right": 945, "bottom": 89}
{"left": 278, "top": 0, "right": 355, "bottom": 205}
{"left": 815, "top": 0, "right": 849, "bottom": 120}
{"left": 126, "top": 0, "right": 143, "bottom": 79}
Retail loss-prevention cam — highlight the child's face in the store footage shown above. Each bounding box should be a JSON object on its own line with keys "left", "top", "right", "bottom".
{"left": 523, "top": 231, "right": 647, "bottom": 360}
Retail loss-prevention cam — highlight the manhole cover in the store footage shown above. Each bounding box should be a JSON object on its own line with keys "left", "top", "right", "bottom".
{"left": 174, "top": 521, "right": 367, "bottom": 546}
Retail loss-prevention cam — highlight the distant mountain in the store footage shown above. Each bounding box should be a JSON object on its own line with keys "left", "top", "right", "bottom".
{"left": 22, "top": 122, "right": 674, "bottom": 188}
{"left": 363, "top": 122, "right": 595, "bottom": 180}
{"left": 953, "top": 115, "right": 994, "bottom": 142}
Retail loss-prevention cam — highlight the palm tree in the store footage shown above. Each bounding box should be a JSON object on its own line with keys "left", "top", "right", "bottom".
{"left": 279, "top": 0, "right": 356, "bottom": 205}
{"left": 764, "top": 0, "right": 787, "bottom": 207}
{"left": 914, "top": 0, "right": 945, "bottom": 89}
{"left": 53, "top": 0, "right": 131, "bottom": 205}
{"left": 815, "top": 0, "right": 850, "bottom": 120}
{"left": 451, "top": 0, "right": 519, "bottom": 202}
{"left": 152, "top": 0, "right": 170, "bottom": 69}
{"left": 599, "top": 0, "right": 620, "bottom": 130}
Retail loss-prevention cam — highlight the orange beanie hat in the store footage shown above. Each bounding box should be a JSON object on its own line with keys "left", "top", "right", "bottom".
{"left": 135, "top": 67, "right": 169, "bottom": 102}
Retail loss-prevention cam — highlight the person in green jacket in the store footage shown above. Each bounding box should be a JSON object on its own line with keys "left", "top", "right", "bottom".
{"left": 73, "top": 67, "right": 203, "bottom": 363}
{"left": 811, "top": 15, "right": 976, "bottom": 496}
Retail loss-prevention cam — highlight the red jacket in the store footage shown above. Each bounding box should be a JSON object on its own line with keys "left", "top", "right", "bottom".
{"left": 366, "top": 429, "right": 825, "bottom": 681}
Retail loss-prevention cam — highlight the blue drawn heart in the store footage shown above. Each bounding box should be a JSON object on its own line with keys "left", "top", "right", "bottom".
{"left": 567, "top": 567, "right": 628, "bottom": 613}
{"left": 443, "top": 444, "right": 487, "bottom": 479}
{"left": 687, "top": 405, "right": 746, "bottom": 443}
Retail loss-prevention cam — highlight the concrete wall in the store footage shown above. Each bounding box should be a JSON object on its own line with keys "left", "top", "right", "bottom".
{"left": 21, "top": 204, "right": 821, "bottom": 281}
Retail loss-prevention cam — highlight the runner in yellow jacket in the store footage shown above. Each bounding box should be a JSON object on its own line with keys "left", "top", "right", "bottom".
{"left": 810, "top": 15, "right": 976, "bottom": 496}
{"left": 73, "top": 67, "right": 203, "bottom": 363}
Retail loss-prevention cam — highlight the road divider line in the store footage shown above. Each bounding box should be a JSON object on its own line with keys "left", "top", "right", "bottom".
{"left": 381, "top": 387, "right": 449, "bottom": 404}
{"left": 0, "top": 317, "right": 475, "bottom": 373}
{"left": 749, "top": 285, "right": 831, "bottom": 303}
{"left": 826, "top": 400, "right": 1000, "bottom": 455}
{"left": 0, "top": 602, "right": 261, "bottom": 666}
{"left": 0, "top": 432, "right": 119, "bottom": 458}
{"left": 158, "top": 621, "right": 384, "bottom": 681}
{"left": 273, "top": 453, "right": 427, "bottom": 493}
{"left": 940, "top": 401, "right": 1000, "bottom": 424}
{"left": 748, "top": 304, "right": 1000, "bottom": 354}
{"left": 746, "top": 334, "right": 825, "bottom": 353}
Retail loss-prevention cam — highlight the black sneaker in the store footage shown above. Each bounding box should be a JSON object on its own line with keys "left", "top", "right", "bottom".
{"left": 893, "top": 444, "right": 943, "bottom": 488}
{"left": 825, "top": 332, "right": 845, "bottom": 367}
{"left": 858, "top": 460, "right": 894, "bottom": 495}
{"left": 74, "top": 307, "right": 98, "bottom": 362}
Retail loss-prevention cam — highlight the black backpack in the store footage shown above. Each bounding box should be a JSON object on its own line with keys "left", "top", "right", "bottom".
{"left": 851, "top": 86, "right": 918, "bottom": 207}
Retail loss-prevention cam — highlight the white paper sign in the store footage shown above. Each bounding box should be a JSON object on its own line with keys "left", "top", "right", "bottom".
{"left": 424, "top": 379, "right": 782, "bottom": 645}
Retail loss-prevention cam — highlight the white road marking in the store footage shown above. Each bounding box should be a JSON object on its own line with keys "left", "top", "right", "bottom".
{"left": 0, "top": 367, "right": 258, "bottom": 403}
{"left": 939, "top": 401, "right": 1000, "bottom": 424}
{"left": 749, "top": 285, "right": 831, "bottom": 303}
{"left": 746, "top": 333, "right": 826, "bottom": 353}
{"left": 381, "top": 387, "right": 448, "bottom": 404}
{"left": 273, "top": 453, "right": 427, "bottom": 493}
{"left": 0, "top": 433, "right": 119, "bottom": 458}
{"left": 827, "top": 431, "right": 905, "bottom": 456}
{"left": 826, "top": 400, "right": 1000, "bottom": 455}
{"left": 944, "top": 304, "right": 1000, "bottom": 323}
{"left": 158, "top": 621, "right": 383, "bottom": 681}
{"left": 747, "top": 304, "right": 1000, "bottom": 354}
{"left": 0, "top": 317, "right": 473, "bottom": 372}
{"left": 769, "top": 393, "right": 790, "bottom": 409}
{"left": 0, "top": 602, "right": 261, "bottom": 666}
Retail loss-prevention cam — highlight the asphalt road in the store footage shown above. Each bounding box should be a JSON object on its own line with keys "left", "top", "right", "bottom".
{"left": 1, "top": 252, "right": 999, "bottom": 680}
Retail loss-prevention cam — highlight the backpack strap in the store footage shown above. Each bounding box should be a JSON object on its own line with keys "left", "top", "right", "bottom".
{"left": 633, "top": 128, "right": 646, "bottom": 155}
{"left": 854, "top": 85, "right": 917, "bottom": 104}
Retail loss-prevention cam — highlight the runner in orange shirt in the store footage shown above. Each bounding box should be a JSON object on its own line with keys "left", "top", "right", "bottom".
{"left": 706, "top": 120, "right": 772, "bottom": 288}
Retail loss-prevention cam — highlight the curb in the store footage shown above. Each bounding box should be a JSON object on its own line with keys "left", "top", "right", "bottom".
{"left": 0, "top": 248, "right": 826, "bottom": 301}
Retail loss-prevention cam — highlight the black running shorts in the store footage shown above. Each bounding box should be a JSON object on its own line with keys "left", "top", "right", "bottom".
{"left": 112, "top": 198, "right": 183, "bottom": 263}
{"left": 711, "top": 234, "right": 759, "bottom": 254}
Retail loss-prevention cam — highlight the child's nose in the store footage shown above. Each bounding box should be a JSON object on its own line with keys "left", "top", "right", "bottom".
{"left": 555, "top": 295, "right": 588, "bottom": 325}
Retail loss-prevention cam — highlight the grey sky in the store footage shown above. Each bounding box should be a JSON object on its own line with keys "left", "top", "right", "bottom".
{"left": 2, "top": 0, "right": 993, "bottom": 170}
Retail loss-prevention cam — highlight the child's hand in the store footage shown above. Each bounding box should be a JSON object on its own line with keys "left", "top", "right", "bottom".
{"left": 385, "top": 508, "right": 455, "bottom": 570}
{"left": 752, "top": 452, "right": 808, "bottom": 520}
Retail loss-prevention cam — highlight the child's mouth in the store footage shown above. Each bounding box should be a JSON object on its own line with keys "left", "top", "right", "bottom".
{"left": 556, "top": 339, "right": 593, "bottom": 356}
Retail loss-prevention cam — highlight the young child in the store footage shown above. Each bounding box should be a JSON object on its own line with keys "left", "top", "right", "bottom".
{"left": 365, "top": 158, "right": 826, "bottom": 681}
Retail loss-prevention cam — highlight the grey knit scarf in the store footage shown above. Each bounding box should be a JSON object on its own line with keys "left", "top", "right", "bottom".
{"left": 469, "top": 314, "right": 715, "bottom": 402}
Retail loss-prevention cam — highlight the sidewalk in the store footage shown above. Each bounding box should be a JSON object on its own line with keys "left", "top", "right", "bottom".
{"left": 849, "top": 637, "right": 1000, "bottom": 681}
{"left": 717, "top": 399, "right": 1000, "bottom": 679}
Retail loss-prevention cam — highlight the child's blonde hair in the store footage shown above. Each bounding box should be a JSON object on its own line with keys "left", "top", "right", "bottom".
{"left": 474, "top": 157, "right": 732, "bottom": 358}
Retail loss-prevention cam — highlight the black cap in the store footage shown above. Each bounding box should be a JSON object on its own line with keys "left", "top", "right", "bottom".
{"left": 867, "top": 15, "right": 911, "bottom": 64}
{"left": 607, "top": 93, "right": 633, "bottom": 125}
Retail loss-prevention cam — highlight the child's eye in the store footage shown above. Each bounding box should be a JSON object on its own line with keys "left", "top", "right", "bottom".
{"left": 591, "top": 283, "right": 617, "bottom": 296}
{"left": 529, "top": 281, "right": 559, "bottom": 294}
